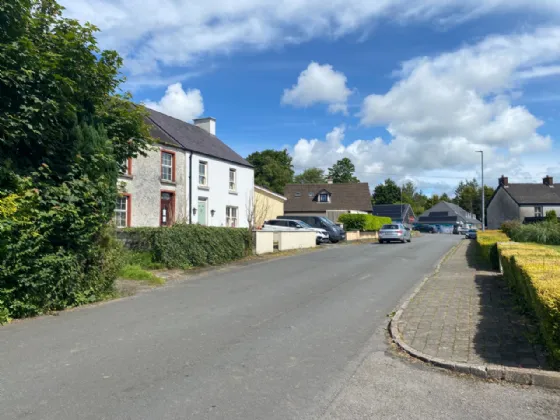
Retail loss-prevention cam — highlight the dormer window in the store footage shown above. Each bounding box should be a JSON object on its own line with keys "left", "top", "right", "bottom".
{"left": 294, "top": 192, "right": 301, "bottom": 197}
{"left": 319, "top": 193, "right": 329, "bottom": 203}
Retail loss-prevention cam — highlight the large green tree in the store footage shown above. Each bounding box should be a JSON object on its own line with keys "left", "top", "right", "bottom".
{"left": 0, "top": 0, "right": 151, "bottom": 320}
{"left": 328, "top": 158, "right": 359, "bottom": 183}
{"left": 294, "top": 167, "right": 326, "bottom": 184}
{"left": 246, "top": 149, "right": 294, "bottom": 194}
{"left": 372, "top": 178, "right": 401, "bottom": 204}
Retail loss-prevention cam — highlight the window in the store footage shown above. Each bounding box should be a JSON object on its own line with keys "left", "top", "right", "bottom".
{"left": 229, "top": 168, "right": 236, "bottom": 191}
{"left": 294, "top": 192, "right": 301, "bottom": 197}
{"left": 319, "top": 193, "right": 329, "bottom": 203}
{"left": 308, "top": 192, "right": 314, "bottom": 197}
{"left": 161, "top": 151, "right": 175, "bottom": 182}
{"left": 121, "top": 158, "right": 132, "bottom": 176}
{"left": 114, "top": 195, "right": 130, "bottom": 228}
{"left": 199, "top": 161, "right": 208, "bottom": 186}
{"left": 535, "top": 206, "right": 543, "bottom": 217}
{"left": 226, "top": 206, "right": 238, "bottom": 227}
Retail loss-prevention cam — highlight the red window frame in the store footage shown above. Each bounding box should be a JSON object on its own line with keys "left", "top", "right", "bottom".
{"left": 126, "top": 158, "right": 132, "bottom": 175}
{"left": 160, "top": 190, "right": 176, "bottom": 226}
{"left": 161, "top": 149, "right": 176, "bottom": 182}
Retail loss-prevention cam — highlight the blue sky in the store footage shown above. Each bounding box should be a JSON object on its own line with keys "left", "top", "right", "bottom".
{"left": 62, "top": 0, "right": 560, "bottom": 194}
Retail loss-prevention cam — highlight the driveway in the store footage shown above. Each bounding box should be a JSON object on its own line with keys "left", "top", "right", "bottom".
{"left": 1, "top": 235, "right": 558, "bottom": 419}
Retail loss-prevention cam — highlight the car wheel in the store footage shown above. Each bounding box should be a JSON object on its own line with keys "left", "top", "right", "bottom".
{"left": 330, "top": 239, "right": 339, "bottom": 244}
{"left": 407, "top": 238, "right": 411, "bottom": 243}
{"left": 378, "top": 240, "right": 384, "bottom": 244}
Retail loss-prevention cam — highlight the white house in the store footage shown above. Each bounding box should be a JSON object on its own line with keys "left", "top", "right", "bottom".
{"left": 115, "top": 109, "right": 254, "bottom": 228}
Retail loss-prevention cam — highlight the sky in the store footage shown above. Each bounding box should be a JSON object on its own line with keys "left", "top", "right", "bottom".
{"left": 61, "top": 0, "right": 560, "bottom": 195}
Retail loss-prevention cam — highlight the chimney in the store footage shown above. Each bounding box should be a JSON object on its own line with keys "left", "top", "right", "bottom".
{"left": 327, "top": 177, "right": 333, "bottom": 184}
{"left": 499, "top": 175, "right": 509, "bottom": 188}
{"left": 193, "top": 117, "right": 216, "bottom": 136}
{"left": 543, "top": 175, "right": 554, "bottom": 187}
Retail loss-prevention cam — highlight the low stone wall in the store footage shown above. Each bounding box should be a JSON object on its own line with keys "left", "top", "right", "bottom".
{"left": 345, "top": 231, "right": 379, "bottom": 241}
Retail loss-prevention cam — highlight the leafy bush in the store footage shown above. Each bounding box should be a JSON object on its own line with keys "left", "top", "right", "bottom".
{"left": 121, "top": 224, "right": 250, "bottom": 269}
{"left": 476, "top": 230, "right": 510, "bottom": 268}
{"left": 509, "top": 221, "right": 560, "bottom": 245}
{"left": 500, "top": 220, "right": 521, "bottom": 237}
{"left": 338, "top": 214, "right": 392, "bottom": 231}
{"left": 546, "top": 210, "right": 559, "bottom": 224}
{"left": 498, "top": 242, "right": 560, "bottom": 367}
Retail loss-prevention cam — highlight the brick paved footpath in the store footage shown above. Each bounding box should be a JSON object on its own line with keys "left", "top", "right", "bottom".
{"left": 396, "top": 239, "right": 548, "bottom": 369}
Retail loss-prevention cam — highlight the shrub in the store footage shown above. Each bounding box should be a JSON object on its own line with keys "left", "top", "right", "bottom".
{"left": 509, "top": 221, "right": 560, "bottom": 245}
{"left": 338, "top": 214, "right": 392, "bottom": 231}
{"left": 546, "top": 210, "right": 559, "bottom": 224}
{"left": 120, "top": 224, "right": 250, "bottom": 269}
{"left": 498, "top": 242, "right": 560, "bottom": 367}
{"left": 476, "top": 230, "right": 510, "bottom": 268}
{"left": 500, "top": 220, "right": 521, "bottom": 237}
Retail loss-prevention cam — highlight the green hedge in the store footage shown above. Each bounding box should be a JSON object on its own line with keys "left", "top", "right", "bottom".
{"left": 476, "top": 230, "right": 510, "bottom": 269}
{"left": 338, "top": 214, "right": 392, "bottom": 231}
{"left": 509, "top": 221, "right": 560, "bottom": 245}
{"left": 120, "top": 224, "right": 250, "bottom": 269}
{"left": 498, "top": 243, "right": 560, "bottom": 367}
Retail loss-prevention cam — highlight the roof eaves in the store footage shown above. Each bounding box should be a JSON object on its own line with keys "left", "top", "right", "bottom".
{"left": 255, "top": 185, "right": 287, "bottom": 201}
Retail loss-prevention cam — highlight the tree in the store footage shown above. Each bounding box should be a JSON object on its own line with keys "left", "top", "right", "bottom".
{"left": 545, "top": 210, "right": 558, "bottom": 223}
{"left": 453, "top": 179, "right": 495, "bottom": 220}
{"left": 246, "top": 149, "right": 294, "bottom": 194}
{"left": 372, "top": 179, "right": 401, "bottom": 204}
{"left": 328, "top": 158, "right": 359, "bottom": 183}
{"left": 294, "top": 168, "right": 326, "bottom": 184}
{"left": 0, "top": 0, "right": 151, "bottom": 320}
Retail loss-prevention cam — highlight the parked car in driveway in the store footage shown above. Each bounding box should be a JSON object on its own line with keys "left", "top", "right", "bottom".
{"left": 262, "top": 219, "right": 330, "bottom": 244}
{"left": 414, "top": 224, "right": 437, "bottom": 234}
{"left": 277, "top": 215, "right": 346, "bottom": 243}
{"left": 465, "top": 229, "right": 477, "bottom": 239}
{"left": 378, "top": 223, "right": 412, "bottom": 244}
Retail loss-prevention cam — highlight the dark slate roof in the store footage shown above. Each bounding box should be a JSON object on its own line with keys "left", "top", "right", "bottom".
{"left": 372, "top": 204, "right": 415, "bottom": 221}
{"left": 417, "top": 201, "right": 481, "bottom": 225}
{"left": 502, "top": 184, "right": 560, "bottom": 204}
{"left": 145, "top": 108, "right": 252, "bottom": 168}
{"left": 284, "top": 183, "right": 372, "bottom": 213}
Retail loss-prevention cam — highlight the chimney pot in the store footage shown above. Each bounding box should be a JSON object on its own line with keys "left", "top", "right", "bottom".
{"left": 193, "top": 117, "right": 216, "bottom": 136}
{"left": 543, "top": 175, "right": 554, "bottom": 187}
{"left": 499, "top": 175, "right": 509, "bottom": 187}
{"left": 327, "top": 177, "right": 333, "bottom": 184}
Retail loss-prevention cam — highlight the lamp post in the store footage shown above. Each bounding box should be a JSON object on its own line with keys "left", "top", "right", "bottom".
{"left": 476, "top": 150, "right": 485, "bottom": 231}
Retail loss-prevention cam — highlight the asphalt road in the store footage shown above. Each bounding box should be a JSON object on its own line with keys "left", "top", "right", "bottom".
{"left": 1, "top": 234, "right": 559, "bottom": 420}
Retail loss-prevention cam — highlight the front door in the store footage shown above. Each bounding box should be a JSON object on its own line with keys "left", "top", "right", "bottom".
{"left": 197, "top": 199, "right": 207, "bottom": 225}
{"left": 160, "top": 192, "right": 174, "bottom": 226}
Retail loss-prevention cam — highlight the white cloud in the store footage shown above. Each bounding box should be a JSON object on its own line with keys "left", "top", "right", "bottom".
{"left": 282, "top": 62, "right": 352, "bottom": 114}
{"left": 291, "top": 27, "right": 560, "bottom": 192}
{"left": 144, "top": 83, "right": 204, "bottom": 122}
{"left": 60, "top": 0, "right": 560, "bottom": 81}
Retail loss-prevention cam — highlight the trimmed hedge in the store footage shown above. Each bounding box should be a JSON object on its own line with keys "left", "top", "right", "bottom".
{"left": 498, "top": 242, "right": 560, "bottom": 367}
{"left": 119, "top": 224, "right": 250, "bottom": 269}
{"left": 476, "top": 230, "right": 510, "bottom": 269}
{"left": 338, "top": 214, "right": 392, "bottom": 231}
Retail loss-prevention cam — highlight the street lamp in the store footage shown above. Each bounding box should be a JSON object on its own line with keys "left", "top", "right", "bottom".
{"left": 476, "top": 150, "right": 485, "bottom": 231}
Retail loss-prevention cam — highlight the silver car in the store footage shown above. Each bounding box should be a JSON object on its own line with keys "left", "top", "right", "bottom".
{"left": 378, "top": 223, "right": 412, "bottom": 244}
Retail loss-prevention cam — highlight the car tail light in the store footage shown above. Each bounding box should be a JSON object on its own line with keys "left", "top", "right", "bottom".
{"left": 396, "top": 230, "right": 402, "bottom": 234}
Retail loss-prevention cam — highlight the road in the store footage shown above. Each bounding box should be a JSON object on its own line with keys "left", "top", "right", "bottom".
{"left": 1, "top": 234, "right": 559, "bottom": 420}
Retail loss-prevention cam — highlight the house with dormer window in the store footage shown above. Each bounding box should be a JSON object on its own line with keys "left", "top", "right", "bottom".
{"left": 283, "top": 181, "right": 372, "bottom": 222}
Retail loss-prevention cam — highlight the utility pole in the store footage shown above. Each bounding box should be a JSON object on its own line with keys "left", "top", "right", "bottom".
{"left": 476, "top": 151, "right": 485, "bottom": 231}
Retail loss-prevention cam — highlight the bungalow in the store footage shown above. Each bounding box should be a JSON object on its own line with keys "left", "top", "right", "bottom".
{"left": 487, "top": 175, "right": 560, "bottom": 229}
{"left": 283, "top": 181, "right": 372, "bottom": 223}
{"left": 116, "top": 110, "right": 254, "bottom": 228}
{"left": 372, "top": 203, "right": 416, "bottom": 225}
{"left": 417, "top": 201, "right": 481, "bottom": 230}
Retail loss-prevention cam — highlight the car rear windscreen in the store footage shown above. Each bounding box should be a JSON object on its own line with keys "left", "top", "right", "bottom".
{"left": 382, "top": 225, "right": 400, "bottom": 229}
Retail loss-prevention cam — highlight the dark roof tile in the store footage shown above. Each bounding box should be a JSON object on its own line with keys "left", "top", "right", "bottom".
{"left": 504, "top": 184, "right": 560, "bottom": 204}
{"left": 284, "top": 183, "right": 372, "bottom": 212}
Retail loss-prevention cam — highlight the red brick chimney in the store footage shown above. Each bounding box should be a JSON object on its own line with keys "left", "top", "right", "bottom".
{"left": 499, "top": 175, "right": 509, "bottom": 188}
{"left": 543, "top": 175, "right": 554, "bottom": 187}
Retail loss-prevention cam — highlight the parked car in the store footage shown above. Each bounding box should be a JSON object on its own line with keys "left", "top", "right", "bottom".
{"left": 262, "top": 219, "right": 330, "bottom": 244}
{"left": 379, "top": 223, "right": 412, "bottom": 244}
{"left": 413, "top": 224, "right": 437, "bottom": 234}
{"left": 278, "top": 215, "right": 346, "bottom": 243}
{"left": 465, "top": 229, "right": 477, "bottom": 239}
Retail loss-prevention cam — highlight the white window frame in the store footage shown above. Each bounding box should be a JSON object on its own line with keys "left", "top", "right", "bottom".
{"left": 229, "top": 168, "right": 237, "bottom": 191}
{"left": 226, "top": 206, "right": 238, "bottom": 227}
{"left": 161, "top": 152, "right": 173, "bottom": 181}
{"left": 535, "top": 206, "right": 543, "bottom": 217}
{"left": 319, "top": 193, "right": 329, "bottom": 203}
{"left": 114, "top": 196, "right": 128, "bottom": 228}
{"left": 199, "top": 161, "right": 208, "bottom": 186}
